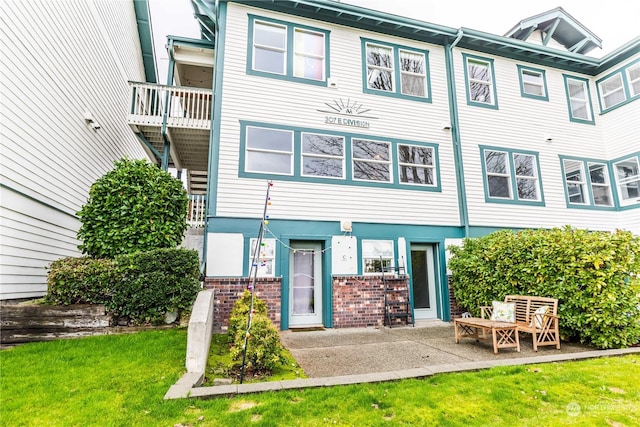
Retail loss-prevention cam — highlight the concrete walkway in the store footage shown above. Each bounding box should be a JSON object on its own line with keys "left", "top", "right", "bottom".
{"left": 166, "top": 321, "right": 640, "bottom": 399}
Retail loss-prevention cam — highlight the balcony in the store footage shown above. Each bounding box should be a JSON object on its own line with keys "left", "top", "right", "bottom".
{"left": 127, "top": 82, "right": 212, "bottom": 194}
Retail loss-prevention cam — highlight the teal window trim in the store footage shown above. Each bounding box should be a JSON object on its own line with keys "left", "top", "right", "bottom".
{"left": 247, "top": 14, "right": 330, "bottom": 87}
{"left": 239, "top": 120, "right": 441, "bottom": 192}
{"left": 562, "top": 74, "right": 596, "bottom": 124}
{"left": 559, "top": 155, "right": 617, "bottom": 210}
{"left": 596, "top": 58, "right": 640, "bottom": 114}
{"left": 479, "top": 145, "right": 545, "bottom": 206}
{"left": 462, "top": 53, "right": 498, "bottom": 110}
{"left": 360, "top": 38, "right": 432, "bottom": 103}
{"left": 516, "top": 65, "right": 549, "bottom": 101}
{"left": 611, "top": 152, "right": 640, "bottom": 209}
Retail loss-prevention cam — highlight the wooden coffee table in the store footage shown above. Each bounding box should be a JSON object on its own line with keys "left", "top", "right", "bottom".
{"left": 454, "top": 317, "right": 520, "bottom": 354}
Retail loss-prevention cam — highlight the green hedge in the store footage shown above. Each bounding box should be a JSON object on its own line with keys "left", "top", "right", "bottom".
{"left": 448, "top": 227, "right": 640, "bottom": 349}
{"left": 46, "top": 248, "right": 200, "bottom": 324}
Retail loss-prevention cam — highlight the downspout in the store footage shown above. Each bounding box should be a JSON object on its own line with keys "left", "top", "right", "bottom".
{"left": 445, "top": 29, "right": 470, "bottom": 238}
{"left": 201, "top": 0, "right": 223, "bottom": 281}
{"left": 161, "top": 38, "right": 176, "bottom": 171}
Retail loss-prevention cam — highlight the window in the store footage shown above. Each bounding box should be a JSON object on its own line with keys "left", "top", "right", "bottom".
{"left": 484, "top": 151, "right": 511, "bottom": 199}
{"left": 517, "top": 65, "right": 548, "bottom": 100}
{"left": 249, "top": 238, "right": 276, "bottom": 277}
{"left": 248, "top": 15, "right": 329, "bottom": 85}
{"left": 463, "top": 54, "right": 498, "bottom": 109}
{"left": 561, "top": 158, "right": 613, "bottom": 208}
{"left": 563, "top": 75, "right": 594, "bottom": 124}
{"left": 628, "top": 63, "right": 640, "bottom": 97}
{"left": 362, "top": 39, "right": 430, "bottom": 101}
{"left": 398, "top": 144, "right": 435, "bottom": 186}
{"left": 513, "top": 153, "right": 540, "bottom": 201}
{"left": 240, "top": 121, "right": 440, "bottom": 191}
{"left": 481, "top": 147, "right": 543, "bottom": 205}
{"left": 301, "top": 133, "right": 344, "bottom": 178}
{"left": 399, "top": 50, "right": 427, "bottom": 97}
{"left": 245, "top": 126, "right": 293, "bottom": 175}
{"left": 614, "top": 156, "right": 640, "bottom": 205}
{"left": 589, "top": 163, "right": 614, "bottom": 206}
{"left": 294, "top": 28, "right": 325, "bottom": 80}
{"left": 366, "top": 43, "right": 393, "bottom": 92}
{"left": 362, "top": 240, "right": 394, "bottom": 273}
{"left": 253, "top": 22, "right": 286, "bottom": 75}
{"left": 352, "top": 139, "right": 391, "bottom": 182}
{"left": 598, "top": 73, "right": 626, "bottom": 110}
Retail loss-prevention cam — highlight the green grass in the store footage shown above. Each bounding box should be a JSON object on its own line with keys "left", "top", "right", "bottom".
{"left": 202, "top": 334, "right": 305, "bottom": 385}
{"left": 1, "top": 329, "right": 639, "bottom": 426}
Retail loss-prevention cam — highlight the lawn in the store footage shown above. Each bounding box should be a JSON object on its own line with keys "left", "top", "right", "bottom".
{"left": 1, "top": 329, "right": 639, "bottom": 426}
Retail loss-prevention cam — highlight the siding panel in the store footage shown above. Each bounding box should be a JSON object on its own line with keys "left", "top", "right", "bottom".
{"left": 215, "top": 4, "right": 460, "bottom": 226}
{"left": 0, "top": 0, "right": 150, "bottom": 299}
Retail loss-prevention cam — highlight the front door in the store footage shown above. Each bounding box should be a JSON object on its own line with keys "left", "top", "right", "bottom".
{"left": 289, "top": 242, "right": 323, "bottom": 327}
{"left": 411, "top": 244, "right": 438, "bottom": 320}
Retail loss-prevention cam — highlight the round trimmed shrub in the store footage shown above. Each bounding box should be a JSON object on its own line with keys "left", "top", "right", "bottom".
{"left": 77, "top": 158, "right": 188, "bottom": 259}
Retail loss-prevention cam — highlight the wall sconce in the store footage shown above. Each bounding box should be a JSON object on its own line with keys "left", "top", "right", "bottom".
{"left": 441, "top": 121, "right": 452, "bottom": 130}
{"left": 84, "top": 111, "right": 101, "bottom": 131}
{"left": 544, "top": 134, "right": 553, "bottom": 142}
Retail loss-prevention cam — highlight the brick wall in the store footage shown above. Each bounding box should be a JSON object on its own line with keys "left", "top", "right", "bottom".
{"left": 332, "top": 275, "right": 410, "bottom": 328}
{"left": 448, "top": 275, "right": 469, "bottom": 318}
{"left": 204, "top": 277, "right": 281, "bottom": 332}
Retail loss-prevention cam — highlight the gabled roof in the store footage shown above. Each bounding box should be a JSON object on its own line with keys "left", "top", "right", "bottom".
{"left": 504, "top": 7, "right": 602, "bottom": 55}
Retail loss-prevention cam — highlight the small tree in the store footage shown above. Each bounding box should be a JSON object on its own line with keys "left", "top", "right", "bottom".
{"left": 77, "top": 158, "right": 188, "bottom": 259}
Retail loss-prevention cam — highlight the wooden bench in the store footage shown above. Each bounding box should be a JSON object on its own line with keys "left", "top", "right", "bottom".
{"left": 481, "top": 295, "right": 561, "bottom": 351}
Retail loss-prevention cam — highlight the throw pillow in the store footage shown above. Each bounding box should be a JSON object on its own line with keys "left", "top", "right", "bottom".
{"left": 490, "top": 301, "right": 515, "bottom": 323}
{"left": 530, "top": 305, "right": 549, "bottom": 329}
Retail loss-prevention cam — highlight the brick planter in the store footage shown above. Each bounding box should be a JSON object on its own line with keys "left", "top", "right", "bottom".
{"left": 332, "top": 275, "right": 410, "bottom": 328}
{"left": 204, "top": 277, "right": 281, "bottom": 332}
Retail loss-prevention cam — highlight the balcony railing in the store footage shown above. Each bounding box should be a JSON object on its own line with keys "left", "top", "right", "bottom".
{"left": 188, "top": 194, "right": 206, "bottom": 228}
{"left": 128, "top": 82, "right": 212, "bottom": 129}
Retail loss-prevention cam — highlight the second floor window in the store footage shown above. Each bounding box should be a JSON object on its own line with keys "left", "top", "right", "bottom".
{"left": 562, "top": 159, "right": 613, "bottom": 207}
{"left": 352, "top": 139, "right": 391, "bottom": 182}
{"left": 614, "top": 157, "right": 640, "bottom": 205}
{"left": 245, "top": 126, "right": 293, "bottom": 175}
{"left": 481, "top": 147, "right": 543, "bottom": 205}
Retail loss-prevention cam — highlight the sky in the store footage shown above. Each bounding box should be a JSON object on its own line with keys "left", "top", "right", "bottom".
{"left": 148, "top": 0, "right": 640, "bottom": 83}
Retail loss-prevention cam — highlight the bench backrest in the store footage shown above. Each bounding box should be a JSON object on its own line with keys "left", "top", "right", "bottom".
{"left": 504, "top": 295, "right": 558, "bottom": 325}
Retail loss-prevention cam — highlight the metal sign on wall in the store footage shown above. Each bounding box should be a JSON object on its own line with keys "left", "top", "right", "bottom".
{"left": 318, "top": 98, "right": 378, "bottom": 129}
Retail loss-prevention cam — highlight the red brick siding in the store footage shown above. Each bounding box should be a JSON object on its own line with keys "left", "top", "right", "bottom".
{"left": 204, "top": 277, "right": 281, "bottom": 332}
{"left": 332, "top": 275, "right": 410, "bottom": 328}
{"left": 448, "top": 275, "right": 469, "bottom": 318}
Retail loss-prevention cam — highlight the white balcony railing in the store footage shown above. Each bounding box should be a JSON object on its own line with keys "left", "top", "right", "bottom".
{"left": 188, "top": 194, "right": 206, "bottom": 228}
{"left": 128, "top": 82, "right": 212, "bottom": 130}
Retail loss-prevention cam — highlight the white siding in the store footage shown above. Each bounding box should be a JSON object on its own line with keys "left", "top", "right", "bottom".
{"left": 596, "top": 55, "right": 640, "bottom": 159}
{"left": 455, "top": 48, "right": 626, "bottom": 231}
{"left": 0, "top": 0, "right": 150, "bottom": 299}
{"left": 215, "top": 4, "right": 460, "bottom": 226}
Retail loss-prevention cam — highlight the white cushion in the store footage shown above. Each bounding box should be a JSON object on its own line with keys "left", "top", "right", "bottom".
{"left": 490, "top": 301, "right": 515, "bottom": 323}
{"left": 530, "top": 305, "right": 549, "bottom": 329}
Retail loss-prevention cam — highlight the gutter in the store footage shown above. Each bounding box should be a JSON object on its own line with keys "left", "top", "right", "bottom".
{"left": 445, "top": 29, "right": 470, "bottom": 238}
